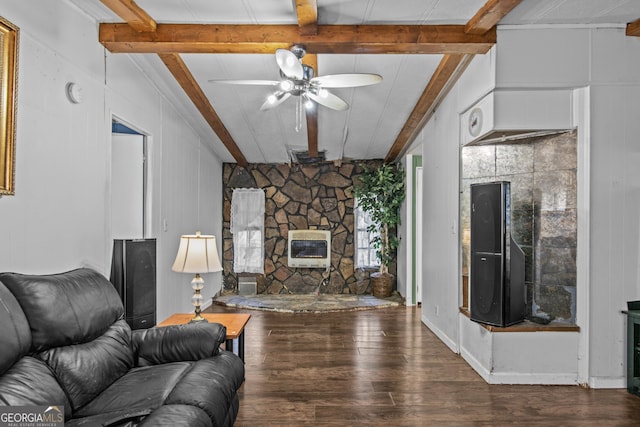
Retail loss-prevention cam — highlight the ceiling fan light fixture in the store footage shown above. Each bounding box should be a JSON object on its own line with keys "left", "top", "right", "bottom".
{"left": 222, "top": 45, "right": 381, "bottom": 113}
{"left": 304, "top": 97, "right": 314, "bottom": 109}
{"left": 280, "top": 80, "right": 293, "bottom": 91}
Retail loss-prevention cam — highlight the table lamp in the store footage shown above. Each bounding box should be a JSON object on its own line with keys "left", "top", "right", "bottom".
{"left": 171, "top": 231, "right": 222, "bottom": 323}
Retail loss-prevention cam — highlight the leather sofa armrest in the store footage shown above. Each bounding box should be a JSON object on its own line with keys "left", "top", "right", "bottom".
{"left": 132, "top": 322, "right": 227, "bottom": 366}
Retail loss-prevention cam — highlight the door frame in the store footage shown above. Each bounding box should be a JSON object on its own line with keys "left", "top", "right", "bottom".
{"left": 405, "top": 154, "right": 423, "bottom": 306}
{"left": 111, "top": 116, "right": 150, "bottom": 239}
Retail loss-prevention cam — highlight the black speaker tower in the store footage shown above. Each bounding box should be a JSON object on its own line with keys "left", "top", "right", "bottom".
{"left": 470, "top": 182, "right": 525, "bottom": 327}
{"left": 110, "top": 239, "right": 157, "bottom": 330}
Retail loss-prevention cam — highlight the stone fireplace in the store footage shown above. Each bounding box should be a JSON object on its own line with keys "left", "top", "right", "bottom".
{"left": 221, "top": 160, "right": 391, "bottom": 295}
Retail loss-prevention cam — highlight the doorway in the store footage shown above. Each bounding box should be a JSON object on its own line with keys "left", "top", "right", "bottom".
{"left": 415, "top": 166, "right": 423, "bottom": 304}
{"left": 111, "top": 119, "right": 147, "bottom": 239}
{"left": 406, "top": 155, "right": 423, "bottom": 306}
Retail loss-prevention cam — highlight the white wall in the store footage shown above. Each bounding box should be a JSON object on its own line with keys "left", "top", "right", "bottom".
{"left": 0, "top": 0, "right": 224, "bottom": 322}
{"left": 420, "top": 48, "right": 496, "bottom": 351}
{"left": 420, "top": 89, "right": 466, "bottom": 352}
{"left": 0, "top": 1, "right": 109, "bottom": 273}
{"left": 589, "top": 84, "right": 640, "bottom": 386}
{"left": 420, "top": 26, "right": 640, "bottom": 386}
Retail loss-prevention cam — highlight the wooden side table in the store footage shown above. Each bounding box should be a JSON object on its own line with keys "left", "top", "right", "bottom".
{"left": 157, "top": 313, "right": 251, "bottom": 362}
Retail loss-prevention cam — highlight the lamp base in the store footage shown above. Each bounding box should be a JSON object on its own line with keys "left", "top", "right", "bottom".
{"left": 189, "top": 316, "right": 208, "bottom": 324}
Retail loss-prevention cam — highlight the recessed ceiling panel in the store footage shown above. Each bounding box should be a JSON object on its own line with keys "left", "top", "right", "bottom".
{"left": 318, "top": 0, "right": 486, "bottom": 24}
{"left": 501, "top": 0, "right": 640, "bottom": 25}
{"left": 136, "top": 0, "right": 296, "bottom": 24}
{"left": 426, "top": 0, "right": 489, "bottom": 23}
{"left": 364, "top": 0, "right": 487, "bottom": 24}
{"left": 317, "top": 54, "right": 441, "bottom": 161}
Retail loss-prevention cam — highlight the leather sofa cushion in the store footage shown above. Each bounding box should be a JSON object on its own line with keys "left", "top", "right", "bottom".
{"left": 165, "top": 352, "right": 245, "bottom": 427}
{"left": 75, "top": 362, "right": 191, "bottom": 418}
{"left": 0, "top": 356, "right": 72, "bottom": 419}
{"left": 0, "top": 268, "right": 124, "bottom": 352}
{"left": 0, "top": 280, "right": 31, "bottom": 375}
{"left": 64, "top": 410, "right": 151, "bottom": 427}
{"left": 68, "top": 405, "right": 213, "bottom": 427}
{"left": 133, "top": 322, "right": 226, "bottom": 366}
{"left": 139, "top": 405, "right": 212, "bottom": 427}
{"left": 38, "top": 319, "right": 134, "bottom": 410}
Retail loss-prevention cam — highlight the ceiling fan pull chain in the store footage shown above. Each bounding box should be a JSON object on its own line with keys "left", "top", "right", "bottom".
{"left": 295, "top": 95, "right": 303, "bottom": 133}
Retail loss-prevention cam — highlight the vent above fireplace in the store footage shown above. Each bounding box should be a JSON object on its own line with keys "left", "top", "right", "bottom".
{"left": 289, "top": 149, "right": 326, "bottom": 164}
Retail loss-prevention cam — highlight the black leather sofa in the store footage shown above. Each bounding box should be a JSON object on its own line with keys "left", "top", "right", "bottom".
{"left": 0, "top": 268, "right": 244, "bottom": 426}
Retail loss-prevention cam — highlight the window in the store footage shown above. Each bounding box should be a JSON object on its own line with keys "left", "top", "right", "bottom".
{"left": 355, "top": 201, "right": 381, "bottom": 268}
{"left": 231, "top": 189, "right": 265, "bottom": 273}
{"left": 234, "top": 229, "right": 263, "bottom": 271}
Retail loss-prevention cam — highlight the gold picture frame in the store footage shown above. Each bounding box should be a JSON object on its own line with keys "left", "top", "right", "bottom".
{"left": 0, "top": 17, "right": 18, "bottom": 195}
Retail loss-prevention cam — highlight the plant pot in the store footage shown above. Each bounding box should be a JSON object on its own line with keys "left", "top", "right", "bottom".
{"left": 370, "top": 272, "right": 394, "bottom": 298}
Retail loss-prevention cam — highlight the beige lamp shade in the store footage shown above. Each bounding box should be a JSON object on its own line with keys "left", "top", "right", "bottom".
{"left": 172, "top": 231, "right": 223, "bottom": 273}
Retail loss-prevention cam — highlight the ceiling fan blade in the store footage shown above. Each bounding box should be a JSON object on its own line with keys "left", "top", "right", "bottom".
{"left": 307, "top": 89, "right": 349, "bottom": 111}
{"left": 310, "top": 73, "right": 383, "bottom": 88}
{"left": 275, "top": 49, "right": 304, "bottom": 80}
{"left": 260, "top": 91, "right": 291, "bottom": 111}
{"left": 208, "top": 79, "right": 280, "bottom": 86}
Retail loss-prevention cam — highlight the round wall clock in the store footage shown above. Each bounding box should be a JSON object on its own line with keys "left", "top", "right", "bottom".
{"left": 65, "top": 82, "right": 83, "bottom": 104}
{"left": 468, "top": 107, "right": 483, "bottom": 137}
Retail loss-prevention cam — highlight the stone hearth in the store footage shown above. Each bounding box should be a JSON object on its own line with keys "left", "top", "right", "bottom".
{"left": 213, "top": 293, "right": 403, "bottom": 313}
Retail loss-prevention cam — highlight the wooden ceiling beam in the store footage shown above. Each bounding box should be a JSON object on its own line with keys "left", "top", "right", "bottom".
{"left": 465, "top": 0, "right": 522, "bottom": 35}
{"left": 302, "top": 54, "right": 319, "bottom": 157}
{"left": 99, "top": 0, "right": 156, "bottom": 32}
{"left": 295, "top": 0, "right": 318, "bottom": 36}
{"left": 158, "top": 53, "right": 248, "bottom": 167}
{"left": 627, "top": 17, "right": 640, "bottom": 37}
{"left": 99, "top": 24, "right": 495, "bottom": 54}
{"left": 385, "top": 54, "right": 472, "bottom": 162}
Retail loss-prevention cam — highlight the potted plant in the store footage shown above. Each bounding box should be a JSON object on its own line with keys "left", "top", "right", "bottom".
{"left": 353, "top": 161, "right": 406, "bottom": 297}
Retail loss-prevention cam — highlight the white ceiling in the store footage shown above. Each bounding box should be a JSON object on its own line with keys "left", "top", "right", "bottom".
{"left": 68, "top": 0, "right": 640, "bottom": 164}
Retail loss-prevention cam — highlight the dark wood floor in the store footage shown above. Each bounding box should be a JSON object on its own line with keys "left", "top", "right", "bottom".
{"left": 205, "top": 304, "right": 640, "bottom": 426}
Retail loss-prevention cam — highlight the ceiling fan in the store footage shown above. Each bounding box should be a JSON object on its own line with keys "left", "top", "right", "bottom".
{"left": 209, "top": 45, "right": 382, "bottom": 112}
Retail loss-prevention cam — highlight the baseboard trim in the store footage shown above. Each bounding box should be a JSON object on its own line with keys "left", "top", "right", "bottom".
{"left": 486, "top": 372, "right": 580, "bottom": 385}
{"left": 422, "top": 314, "right": 458, "bottom": 354}
{"left": 460, "top": 345, "right": 580, "bottom": 385}
{"left": 460, "top": 345, "right": 490, "bottom": 381}
{"left": 589, "top": 377, "right": 626, "bottom": 389}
